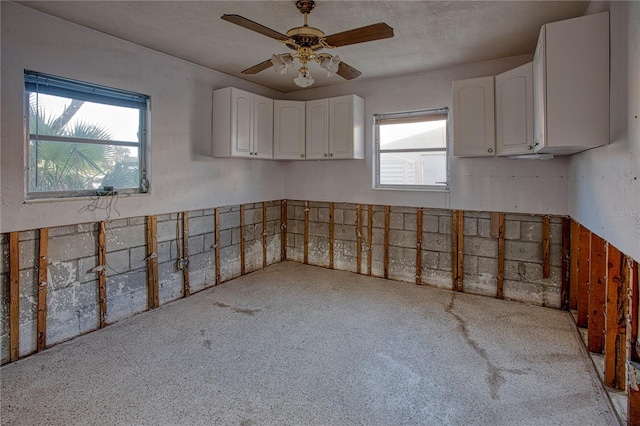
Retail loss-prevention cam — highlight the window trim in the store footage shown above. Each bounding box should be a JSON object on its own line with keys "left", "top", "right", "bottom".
{"left": 373, "top": 108, "right": 450, "bottom": 191}
{"left": 24, "top": 70, "right": 150, "bottom": 200}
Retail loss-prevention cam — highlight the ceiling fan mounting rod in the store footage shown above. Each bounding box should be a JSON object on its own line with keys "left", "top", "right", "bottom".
{"left": 296, "top": 0, "right": 315, "bottom": 15}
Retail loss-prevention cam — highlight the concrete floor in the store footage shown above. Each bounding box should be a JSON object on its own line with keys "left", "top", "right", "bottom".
{"left": 1, "top": 261, "right": 618, "bottom": 425}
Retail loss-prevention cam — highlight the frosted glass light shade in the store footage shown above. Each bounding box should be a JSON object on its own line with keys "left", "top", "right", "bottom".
{"left": 271, "top": 54, "right": 293, "bottom": 75}
{"left": 294, "top": 69, "right": 314, "bottom": 87}
{"left": 320, "top": 55, "right": 340, "bottom": 76}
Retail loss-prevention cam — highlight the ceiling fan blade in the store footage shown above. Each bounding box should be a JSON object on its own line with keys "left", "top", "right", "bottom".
{"left": 324, "top": 22, "right": 394, "bottom": 48}
{"left": 336, "top": 61, "right": 362, "bottom": 80}
{"left": 221, "top": 14, "right": 289, "bottom": 42}
{"left": 241, "top": 59, "right": 274, "bottom": 75}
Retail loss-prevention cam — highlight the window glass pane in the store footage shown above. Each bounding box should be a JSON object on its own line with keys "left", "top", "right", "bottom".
{"left": 28, "top": 93, "right": 140, "bottom": 143}
{"left": 380, "top": 119, "right": 446, "bottom": 150}
{"left": 421, "top": 152, "right": 447, "bottom": 186}
{"left": 29, "top": 140, "right": 139, "bottom": 192}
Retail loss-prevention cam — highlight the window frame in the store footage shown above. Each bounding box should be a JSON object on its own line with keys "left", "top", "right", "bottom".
{"left": 24, "top": 70, "right": 150, "bottom": 200}
{"left": 373, "top": 108, "right": 450, "bottom": 191}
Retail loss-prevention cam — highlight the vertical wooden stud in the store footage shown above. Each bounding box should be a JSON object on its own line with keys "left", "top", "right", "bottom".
{"left": 569, "top": 220, "right": 580, "bottom": 310}
{"left": 356, "top": 204, "right": 362, "bottom": 274}
{"left": 367, "top": 205, "right": 373, "bottom": 276}
{"left": 451, "top": 211, "right": 459, "bottom": 291}
{"left": 304, "top": 201, "right": 309, "bottom": 264}
{"left": 182, "top": 212, "right": 190, "bottom": 297}
{"left": 415, "top": 208, "right": 423, "bottom": 285}
{"left": 240, "top": 205, "right": 246, "bottom": 275}
{"left": 604, "top": 245, "right": 627, "bottom": 390}
{"left": 456, "top": 211, "right": 464, "bottom": 292}
{"left": 146, "top": 216, "right": 159, "bottom": 309}
{"left": 490, "top": 212, "right": 500, "bottom": 238}
{"left": 329, "top": 202, "right": 334, "bottom": 269}
{"left": 588, "top": 233, "right": 606, "bottom": 353}
{"left": 628, "top": 260, "right": 640, "bottom": 425}
{"left": 561, "top": 217, "right": 571, "bottom": 310}
{"left": 497, "top": 213, "right": 505, "bottom": 299}
{"left": 577, "top": 226, "right": 591, "bottom": 328}
{"left": 262, "top": 202, "right": 268, "bottom": 268}
{"left": 214, "top": 208, "right": 221, "bottom": 285}
{"left": 98, "top": 221, "right": 107, "bottom": 328}
{"left": 9, "top": 232, "right": 20, "bottom": 361}
{"left": 542, "top": 216, "right": 551, "bottom": 279}
{"left": 280, "top": 200, "right": 287, "bottom": 261}
{"left": 384, "top": 206, "right": 390, "bottom": 279}
{"left": 37, "top": 228, "right": 48, "bottom": 352}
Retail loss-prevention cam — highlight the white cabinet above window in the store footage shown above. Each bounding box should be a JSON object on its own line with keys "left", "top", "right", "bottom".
{"left": 452, "top": 76, "right": 495, "bottom": 157}
{"left": 274, "top": 100, "right": 306, "bottom": 160}
{"left": 212, "top": 87, "right": 273, "bottom": 158}
{"left": 495, "top": 62, "right": 534, "bottom": 156}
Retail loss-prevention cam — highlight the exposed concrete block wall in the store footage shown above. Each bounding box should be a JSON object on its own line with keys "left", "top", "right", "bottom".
{"left": 287, "top": 200, "right": 564, "bottom": 308}
{"left": 0, "top": 201, "right": 282, "bottom": 365}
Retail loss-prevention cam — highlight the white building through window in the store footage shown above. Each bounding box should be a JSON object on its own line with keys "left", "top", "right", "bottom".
{"left": 374, "top": 108, "right": 449, "bottom": 190}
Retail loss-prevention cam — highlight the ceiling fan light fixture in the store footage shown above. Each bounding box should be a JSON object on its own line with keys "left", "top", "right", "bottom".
{"left": 319, "top": 54, "right": 340, "bottom": 77}
{"left": 294, "top": 67, "right": 314, "bottom": 88}
{"left": 271, "top": 53, "right": 293, "bottom": 75}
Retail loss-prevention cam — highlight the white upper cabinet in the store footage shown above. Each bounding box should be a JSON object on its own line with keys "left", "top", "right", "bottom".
{"left": 305, "top": 95, "right": 365, "bottom": 160}
{"left": 306, "top": 99, "right": 329, "bottom": 159}
{"left": 212, "top": 87, "right": 273, "bottom": 158}
{"left": 533, "top": 12, "right": 609, "bottom": 154}
{"left": 274, "top": 100, "right": 306, "bottom": 160}
{"left": 496, "top": 62, "right": 534, "bottom": 156}
{"left": 452, "top": 76, "right": 495, "bottom": 157}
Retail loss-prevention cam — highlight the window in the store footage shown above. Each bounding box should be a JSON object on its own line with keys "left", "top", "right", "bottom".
{"left": 25, "top": 70, "right": 150, "bottom": 198}
{"left": 374, "top": 108, "right": 449, "bottom": 190}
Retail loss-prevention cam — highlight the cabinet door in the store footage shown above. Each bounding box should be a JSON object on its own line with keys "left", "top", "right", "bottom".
{"left": 306, "top": 99, "right": 329, "bottom": 159}
{"left": 329, "top": 95, "right": 354, "bottom": 159}
{"left": 253, "top": 95, "right": 273, "bottom": 158}
{"left": 273, "top": 100, "right": 306, "bottom": 160}
{"left": 496, "top": 62, "right": 534, "bottom": 156}
{"left": 452, "top": 76, "right": 495, "bottom": 157}
{"left": 231, "top": 88, "right": 253, "bottom": 157}
{"left": 532, "top": 28, "right": 547, "bottom": 153}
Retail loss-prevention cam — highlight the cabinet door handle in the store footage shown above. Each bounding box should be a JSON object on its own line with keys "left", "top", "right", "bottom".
{"left": 329, "top": 153, "right": 333, "bottom": 157}
{"left": 300, "top": 154, "right": 304, "bottom": 158}
{"left": 323, "top": 153, "right": 327, "bottom": 157}
{"left": 527, "top": 145, "right": 533, "bottom": 150}
{"left": 487, "top": 148, "right": 493, "bottom": 153}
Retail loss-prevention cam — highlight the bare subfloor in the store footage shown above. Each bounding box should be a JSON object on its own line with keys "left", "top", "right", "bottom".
{"left": 1, "top": 262, "right": 617, "bottom": 425}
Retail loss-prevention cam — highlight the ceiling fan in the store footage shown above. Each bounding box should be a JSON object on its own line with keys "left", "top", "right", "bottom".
{"left": 221, "top": 0, "right": 394, "bottom": 88}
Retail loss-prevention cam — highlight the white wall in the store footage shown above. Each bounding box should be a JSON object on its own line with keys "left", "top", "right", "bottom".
{"left": 282, "top": 56, "right": 570, "bottom": 215}
{"left": 1, "top": 3, "right": 285, "bottom": 233}
{"left": 568, "top": 1, "right": 640, "bottom": 261}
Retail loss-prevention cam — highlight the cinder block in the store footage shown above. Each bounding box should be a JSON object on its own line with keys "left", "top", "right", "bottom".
{"left": 423, "top": 215, "right": 439, "bottom": 233}
{"left": 463, "top": 255, "right": 478, "bottom": 275}
{"left": 19, "top": 230, "right": 38, "bottom": 241}
{"left": 504, "top": 220, "right": 521, "bottom": 240}
{"left": 404, "top": 213, "right": 418, "bottom": 231}
{"left": 48, "top": 260, "right": 79, "bottom": 291}
{"left": 188, "top": 235, "right": 205, "bottom": 256}
{"left": 550, "top": 223, "right": 563, "bottom": 245}
{"left": 388, "top": 246, "right": 415, "bottom": 266}
{"left": 504, "top": 240, "right": 541, "bottom": 262}
{"left": 318, "top": 207, "right": 330, "bottom": 223}
{"left": 309, "top": 222, "right": 329, "bottom": 237}
{"left": 76, "top": 223, "right": 99, "bottom": 233}
{"left": 106, "top": 224, "right": 145, "bottom": 252}
{"left": 503, "top": 280, "right": 560, "bottom": 308}
{"left": 49, "top": 225, "right": 76, "bottom": 237}
{"left": 218, "top": 230, "right": 232, "bottom": 248}
{"left": 422, "top": 232, "right": 451, "bottom": 253}
{"left": 106, "top": 269, "right": 147, "bottom": 298}
{"left": 388, "top": 262, "right": 414, "bottom": 283}
{"left": 463, "top": 218, "right": 477, "bottom": 236}
{"left": 19, "top": 238, "right": 38, "bottom": 269}
{"left": 156, "top": 220, "right": 175, "bottom": 243}
{"left": 107, "top": 218, "right": 129, "bottom": 229}
{"left": 521, "top": 222, "right": 543, "bottom": 242}
{"left": 294, "top": 234, "right": 305, "bottom": 249}
{"left": 372, "top": 211, "right": 385, "bottom": 228}
{"left": 267, "top": 206, "right": 280, "bottom": 222}
{"left": 372, "top": 228, "right": 384, "bottom": 245}
{"left": 232, "top": 228, "right": 241, "bottom": 245}
{"left": 49, "top": 232, "right": 97, "bottom": 263}
{"left": 343, "top": 209, "right": 357, "bottom": 225}
{"left": 129, "top": 246, "right": 147, "bottom": 271}
{"left": 128, "top": 217, "right": 146, "bottom": 226}
{"left": 335, "top": 240, "right": 357, "bottom": 258}
{"left": 294, "top": 206, "right": 305, "bottom": 221}
{"left": 254, "top": 223, "right": 264, "bottom": 240}
{"left": 421, "top": 269, "right": 452, "bottom": 289}
{"left": 189, "top": 215, "right": 214, "bottom": 236}
{"left": 389, "top": 229, "right": 416, "bottom": 249}
{"left": 477, "top": 219, "right": 492, "bottom": 238}
{"left": 157, "top": 241, "right": 174, "bottom": 263}
{"left": 334, "top": 224, "right": 356, "bottom": 241}
{"left": 478, "top": 257, "right": 498, "bottom": 275}
{"left": 78, "top": 256, "right": 99, "bottom": 284}
{"left": 105, "top": 249, "right": 130, "bottom": 276}
{"left": 308, "top": 236, "right": 330, "bottom": 267}
{"left": 219, "top": 211, "right": 240, "bottom": 231}
{"left": 389, "top": 213, "right": 403, "bottom": 230}
{"left": 438, "top": 252, "right": 452, "bottom": 272}
{"left": 438, "top": 216, "right": 452, "bottom": 234}
{"left": 464, "top": 236, "right": 498, "bottom": 258}
{"left": 288, "top": 219, "right": 302, "bottom": 235}
{"left": 421, "top": 250, "right": 439, "bottom": 270}
{"left": 106, "top": 287, "right": 147, "bottom": 324}
{"left": 333, "top": 209, "right": 344, "bottom": 225}
{"left": 308, "top": 207, "right": 318, "bottom": 222}
{"left": 243, "top": 224, "right": 255, "bottom": 242}
{"left": 463, "top": 274, "right": 497, "bottom": 298}
{"left": 204, "top": 233, "right": 216, "bottom": 252}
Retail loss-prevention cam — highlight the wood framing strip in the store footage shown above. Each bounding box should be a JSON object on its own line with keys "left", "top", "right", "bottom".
{"left": 214, "top": 208, "right": 221, "bottom": 285}
{"left": 456, "top": 211, "right": 464, "bottom": 292}
{"left": 497, "top": 213, "right": 505, "bottom": 299}
{"left": 604, "top": 245, "right": 627, "bottom": 390}
{"left": 329, "top": 202, "right": 334, "bottom": 269}
{"left": 569, "top": 220, "right": 580, "bottom": 310}
{"left": 304, "top": 201, "right": 309, "bottom": 264}
{"left": 490, "top": 212, "right": 500, "bottom": 238}
{"left": 542, "top": 216, "right": 551, "bottom": 279}
{"left": 587, "top": 233, "right": 606, "bottom": 353}
{"left": 9, "top": 232, "right": 20, "bottom": 361}
{"left": 146, "top": 216, "right": 159, "bottom": 309}
{"left": 415, "top": 208, "right": 423, "bottom": 285}
{"left": 367, "top": 205, "right": 373, "bottom": 276}
{"left": 576, "top": 225, "right": 591, "bottom": 328}
{"left": 280, "top": 200, "right": 287, "bottom": 261}
{"left": 384, "top": 206, "right": 390, "bottom": 279}
{"left": 628, "top": 260, "right": 640, "bottom": 426}
{"left": 240, "top": 205, "right": 246, "bottom": 275}
{"left": 451, "top": 211, "right": 459, "bottom": 291}
{"left": 561, "top": 217, "right": 571, "bottom": 310}
{"left": 37, "top": 228, "right": 49, "bottom": 352}
{"left": 356, "top": 204, "right": 362, "bottom": 274}
{"left": 98, "top": 221, "right": 107, "bottom": 328}
{"left": 182, "top": 212, "right": 190, "bottom": 297}
{"left": 262, "top": 202, "right": 267, "bottom": 268}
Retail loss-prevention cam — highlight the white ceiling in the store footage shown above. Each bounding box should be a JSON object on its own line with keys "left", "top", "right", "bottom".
{"left": 17, "top": 1, "right": 589, "bottom": 93}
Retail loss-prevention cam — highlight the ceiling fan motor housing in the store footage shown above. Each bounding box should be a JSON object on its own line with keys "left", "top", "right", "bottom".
{"left": 295, "top": 0, "right": 316, "bottom": 15}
